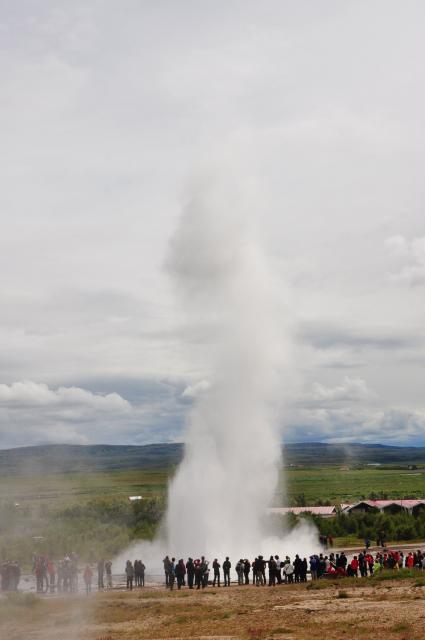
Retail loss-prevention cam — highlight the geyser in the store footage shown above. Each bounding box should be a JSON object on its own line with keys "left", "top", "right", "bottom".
{"left": 115, "top": 178, "right": 319, "bottom": 575}
{"left": 165, "top": 178, "right": 293, "bottom": 560}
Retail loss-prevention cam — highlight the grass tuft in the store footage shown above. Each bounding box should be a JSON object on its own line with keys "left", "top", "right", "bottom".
{"left": 371, "top": 568, "right": 422, "bottom": 582}
{"left": 1, "top": 592, "right": 39, "bottom": 608}
{"left": 391, "top": 621, "right": 412, "bottom": 632}
{"left": 414, "top": 577, "right": 425, "bottom": 587}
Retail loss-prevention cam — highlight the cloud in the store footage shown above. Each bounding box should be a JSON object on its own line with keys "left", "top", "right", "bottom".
{"left": 0, "top": 2, "right": 425, "bottom": 448}
{"left": 308, "top": 376, "right": 372, "bottom": 403}
{"left": 0, "top": 380, "right": 130, "bottom": 411}
{"left": 181, "top": 379, "right": 211, "bottom": 398}
{"left": 385, "top": 235, "right": 409, "bottom": 256}
{"left": 299, "top": 322, "right": 419, "bottom": 351}
{"left": 285, "top": 406, "right": 425, "bottom": 445}
{"left": 284, "top": 375, "right": 425, "bottom": 445}
{"left": 387, "top": 235, "right": 425, "bottom": 285}
{"left": 0, "top": 380, "right": 184, "bottom": 448}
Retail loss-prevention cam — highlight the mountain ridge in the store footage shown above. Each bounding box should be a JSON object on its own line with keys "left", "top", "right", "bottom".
{"left": 1, "top": 441, "right": 425, "bottom": 476}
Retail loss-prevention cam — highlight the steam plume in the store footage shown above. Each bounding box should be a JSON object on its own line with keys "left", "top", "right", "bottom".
{"left": 115, "top": 176, "right": 319, "bottom": 574}
{"left": 165, "top": 177, "right": 290, "bottom": 559}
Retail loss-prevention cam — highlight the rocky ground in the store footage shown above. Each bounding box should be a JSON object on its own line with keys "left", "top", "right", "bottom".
{"left": 1, "top": 575, "right": 425, "bottom": 640}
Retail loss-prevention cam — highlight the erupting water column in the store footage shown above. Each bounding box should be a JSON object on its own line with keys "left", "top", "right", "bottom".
{"left": 165, "top": 179, "right": 289, "bottom": 560}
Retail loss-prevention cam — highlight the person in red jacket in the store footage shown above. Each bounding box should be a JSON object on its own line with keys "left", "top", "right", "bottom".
{"left": 406, "top": 553, "right": 414, "bottom": 568}
{"left": 350, "top": 556, "right": 359, "bottom": 577}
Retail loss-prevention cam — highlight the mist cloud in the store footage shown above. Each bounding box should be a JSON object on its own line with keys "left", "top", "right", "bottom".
{"left": 387, "top": 235, "right": 425, "bottom": 285}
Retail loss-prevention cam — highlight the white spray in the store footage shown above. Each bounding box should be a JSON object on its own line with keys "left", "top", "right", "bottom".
{"left": 165, "top": 176, "right": 316, "bottom": 561}
{"left": 117, "top": 176, "right": 318, "bottom": 576}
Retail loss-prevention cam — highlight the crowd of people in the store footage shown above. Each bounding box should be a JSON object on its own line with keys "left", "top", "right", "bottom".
{"left": 32, "top": 553, "right": 82, "bottom": 593}
{"left": 324, "top": 549, "right": 425, "bottom": 577}
{"left": 2, "top": 546, "right": 425, "bottom": 595}
{"left": 160, "top": 548, "right": 425, "bottom": 589}
{"left": 95, "top": 559, "right": 113, "bottom": 591}
{"left": 1, "top": 554, "right": 117, "bottom": 595}
{"left": 161, "top": 554, "right": 310, "bottom": 589}
{"left": 4, "top": 554, "right": 115, "bottom": 595}
{"left": 0, "top": 561, "right": 21, "bottom": 591}
{"left": 124, "top": 559, "right": 146, "bottom": 590}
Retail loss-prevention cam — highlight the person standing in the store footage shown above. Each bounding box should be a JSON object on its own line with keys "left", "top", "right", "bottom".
{"left": 105, "top": 560, "right": 113, "bottom": 589}
{"left": 350, "top": 556, "right": 359, "bottom": 577}
{"left": 140, "top": 560, "right": 145, "bottom": 587}
{"left": 168, "top": 558, "right": 176, "bottom": 590}
{"left": 358, "top": 552, "right": 367, "bottom": 577}
{"left": 294, "top": 554, "right": 302, "bottom": 583}
{"left": 309, "top": 556, "right": 318, "bottom": 581}
{"left": 212, "top": 559, "right": 221, "bottom": 587}
{"left": 97, "top": 559, "right": 105, "bottom": 590}
{"left": 301, "top": 557, "right": 308, "bottom": 582}
{"left": 125, "top": 560, "right": 134, "bottom": 590}
{"left": 194, "top": 560, "right": 202, "bottom": 589}
{"left": 47, "top": 559, "right": 56, "bottom": 593}
{"left": 254, "top": 557, "right": 265, "bottom": 586}
{"left": 236, "top": 559, "right": 244, "bottom": 585}
{"left": 134, "top": 560, "right": 139, "bottom": 586}
{"left": 284, "top": 560, "right": 294, "bottom": 584}
{"left": 244, "top": 559, "right": 251, "bottom": 585}
{"left": 268, "top": 556, "right": 276, "bottom": 586}
{"left": 163, "top": 555, "right": 171, "bottom": 587}
{"left": 258, "top": 556, "right": 267, "bottom": 586}
{"left": 274, "top": 556, "right": 281, "bottom": 584}
{"left": 83, "top": 565, "right": 93, "bottom": 595}
{"left": 186, "top": 558, "right": 195, "bottom": 589}
{"left": 200, "top": 556, "right": 209, "bottom": 588}
{"left": 175, "top": 559, "right": 186, "bottom": 589}
{"left": 223, "top": 557, "right": 231, "bottom": 587}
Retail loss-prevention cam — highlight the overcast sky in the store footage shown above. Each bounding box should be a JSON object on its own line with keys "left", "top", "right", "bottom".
{"left": 1, "top": 0, "right": 425, "bottom": 448}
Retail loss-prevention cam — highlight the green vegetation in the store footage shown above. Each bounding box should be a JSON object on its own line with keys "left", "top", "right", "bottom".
{"left": 0, "top": 467, "right": 171, "bottom": 566}
{"left": 282, "top": 466, "right": 425, "bottom": 505}
{"left": 3, "top": 464, "right": 423, "bottom": 510}
{"left": 306, "top": 568, "right": 424, "bottom": 590}
{"left": 1, "top": 454, "right": 425, "bottom": 565}
{"left": 0, "top": 495, "right": 164, "bottom": 566}
{"left": 391, "top": 622, "right": 412, "bottom": 633}
{"left": 370, "top": 568, "right": 422, "bottom": 582}
{"left": 0, "top": 468, "right": 171, "bottom": 506}
{"left": 307, "top": 509, "right": 425, "bottom": 544}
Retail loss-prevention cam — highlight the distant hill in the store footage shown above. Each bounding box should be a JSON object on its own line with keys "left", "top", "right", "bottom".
{"left": 282, "top": 442, "right": 425, "bottom": 465}
{"left": 0, "top": 443, "right": 184, "bottom": 476}
{"left": 0, "top": 442, "right": 425, "bottom": 476}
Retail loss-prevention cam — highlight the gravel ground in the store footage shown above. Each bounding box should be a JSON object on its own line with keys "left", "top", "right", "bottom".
{"left": 1, "top": 572, "right": 425, "bottom": 640}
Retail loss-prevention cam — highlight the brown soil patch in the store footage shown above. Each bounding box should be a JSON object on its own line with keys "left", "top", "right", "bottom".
{"left": 1, "top": 580, "right": 425, "bottom": 640}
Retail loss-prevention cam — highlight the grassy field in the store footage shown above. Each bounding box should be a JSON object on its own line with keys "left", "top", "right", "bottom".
{"left": 2, "top": 464, "right": 424, "bottom": 509}
{"left": 282, "top": 466, "right": 425, "bottom": 504}
{"left": 1, "top": 464, "right": 425, "bottom": 565}
{"left": 0, "top": 468, "right": 171, "bottom": 507}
